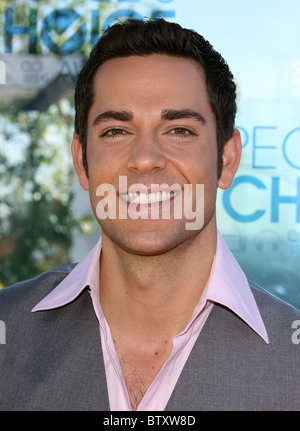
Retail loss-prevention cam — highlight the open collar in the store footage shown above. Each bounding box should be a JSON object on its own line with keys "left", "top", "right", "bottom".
{"left": 32, "top": 232, "right": 268, "bottom": 344}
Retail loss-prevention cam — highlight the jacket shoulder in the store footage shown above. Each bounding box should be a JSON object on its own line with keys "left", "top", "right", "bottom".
{"left": 0, "top": 264, "right": 77, "bottom": 315}
{"left": 249, "top": 279, "right": 300, "bottom": 338}
{"left": 249, "top": 279, "right": 300, "bottom": 315}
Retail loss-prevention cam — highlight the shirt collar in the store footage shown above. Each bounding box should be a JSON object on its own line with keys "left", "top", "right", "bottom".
{"left": 202, "top": 232, "right": 269, "bottom": 343}
{"left": 31, "top": 232, "right": 268, "bottom": 344}
{"left": 31, "top": 237, "right": 102, "bottom": 312}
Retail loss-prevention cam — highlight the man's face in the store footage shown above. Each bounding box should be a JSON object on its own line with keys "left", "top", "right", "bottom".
{"left": 73, "top": 54, "right": 238, "bottom": 255}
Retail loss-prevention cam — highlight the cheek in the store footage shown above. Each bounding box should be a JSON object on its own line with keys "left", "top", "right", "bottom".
{"left": 86, "top": 145, "right": 114, "bottom": 179}
{"left": 174, "top": 151, "right": 218, "bottom": 185}
{"left": 86, "top": 133, "right": 126, "bottom": 175}
{"left": 86, "top": 148, "right": 125, "bottom": 204}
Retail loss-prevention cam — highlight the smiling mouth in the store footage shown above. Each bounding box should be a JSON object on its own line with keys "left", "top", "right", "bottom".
{"left": 120, "top": 190, "right": 180, "bottom": 205}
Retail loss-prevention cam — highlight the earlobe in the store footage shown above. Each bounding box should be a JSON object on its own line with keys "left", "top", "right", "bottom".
{"left": 71, "top": 133, "right": 89, "bottom": 191}
{"left": 218, "top": 128, "right": 242, "bottom": 190}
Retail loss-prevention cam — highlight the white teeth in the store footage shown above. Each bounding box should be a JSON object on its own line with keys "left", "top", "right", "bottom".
{"left": 128, "top": 192, "right": 134, "bottom": 201}
{"left": 120, "top": 191, "right": 178, "bottom": 204}
{"left": 162, "top": 191, "right": 168, "bottom": 201}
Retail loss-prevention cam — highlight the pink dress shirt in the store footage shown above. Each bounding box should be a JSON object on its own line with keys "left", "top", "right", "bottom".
{"left": 32, "top": 231, "right": 269, "bottom": 411}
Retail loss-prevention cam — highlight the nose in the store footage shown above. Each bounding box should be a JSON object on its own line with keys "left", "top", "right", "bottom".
{"left": 126, "top": 132, "right": 167, "bottom": 174}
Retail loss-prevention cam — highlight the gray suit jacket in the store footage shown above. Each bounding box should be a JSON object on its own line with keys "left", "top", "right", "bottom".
{"left": 0, "top": 265, "right": 299, "bottom": 411}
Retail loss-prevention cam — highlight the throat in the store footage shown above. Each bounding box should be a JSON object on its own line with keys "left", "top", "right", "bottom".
{"left": 113, "top": 333, "right": 173, "bottom": 411}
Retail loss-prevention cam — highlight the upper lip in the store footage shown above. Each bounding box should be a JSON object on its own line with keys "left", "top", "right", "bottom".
{"left": 119, "top": 184, "right": 182, "bottom": 194}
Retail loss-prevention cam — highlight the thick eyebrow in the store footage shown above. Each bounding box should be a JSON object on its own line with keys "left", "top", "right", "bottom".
{"left": 92, "top": 108, "right": 206, "bottom": 127}
{"left": 92, "top": 110, "right": 134, "bottom": 127}
{"left": 161, "top": 109, "right": 206, "bottom": 125}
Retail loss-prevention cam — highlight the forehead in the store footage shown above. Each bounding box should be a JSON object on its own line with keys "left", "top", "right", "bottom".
{"left": 95, "top": 54, "right": 207, "bottom": 96}
{"left": 89, "top": 54, "right": 213, "bottom": 124}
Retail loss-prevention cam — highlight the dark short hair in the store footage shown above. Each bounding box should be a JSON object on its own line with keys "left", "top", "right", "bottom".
{"left": 74, "top": 18, "right": 237, "bottom": 177}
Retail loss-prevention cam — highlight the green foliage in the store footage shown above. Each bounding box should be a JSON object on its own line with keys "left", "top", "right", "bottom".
{"left": 0, "top": 99, "right": 77, "bottom": 287}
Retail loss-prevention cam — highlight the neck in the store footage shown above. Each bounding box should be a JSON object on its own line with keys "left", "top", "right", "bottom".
{"left": 99, "top": 224, "right": 217, "bottom": 338}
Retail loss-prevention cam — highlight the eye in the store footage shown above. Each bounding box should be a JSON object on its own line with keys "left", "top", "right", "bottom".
{"left": 169, "top": 127, "right": 196, "bottom": 136}
{"left": 101, "top": 128, "right": 126, "bottom": 137}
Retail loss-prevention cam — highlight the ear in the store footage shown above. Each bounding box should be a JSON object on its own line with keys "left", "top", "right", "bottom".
{"left": 218, "top": 128, "right": 242, "bottom": 190}
{"left": 71, "top": 133, "right": 89, "bottom": 191}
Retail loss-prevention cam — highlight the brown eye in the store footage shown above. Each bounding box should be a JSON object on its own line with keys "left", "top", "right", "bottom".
{"left": 169, "top": 127, "right": 195, "bottom": 136}
{"left": 108, "top": 129, "right": 125, "bottom": 136}
{"left": 101, "top": 128, "right": 126, "bottom": 137}
{"left": 174, "top": 128, "right": 188, "bottom": 134}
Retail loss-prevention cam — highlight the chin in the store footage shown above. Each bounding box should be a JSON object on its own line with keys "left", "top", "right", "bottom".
{"left": 101, "top": 221, "right": 200, "bottom": 257}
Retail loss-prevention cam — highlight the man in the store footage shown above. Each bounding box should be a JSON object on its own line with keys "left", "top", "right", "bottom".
{"left": 0, "top": 18, "right": 299, "bottom": 411}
